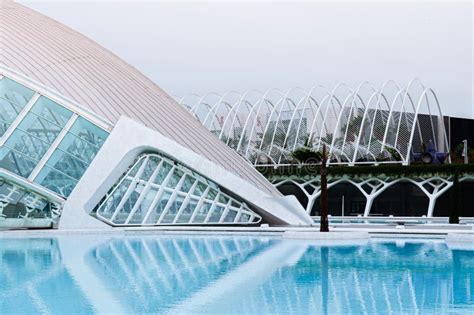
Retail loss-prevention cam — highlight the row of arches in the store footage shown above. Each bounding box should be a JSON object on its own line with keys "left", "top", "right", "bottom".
{"left": 274, "top": 177, "right": 474, "bottom": 217}
{"left": 178, "top": 81, "right": 449, "bottom": 166}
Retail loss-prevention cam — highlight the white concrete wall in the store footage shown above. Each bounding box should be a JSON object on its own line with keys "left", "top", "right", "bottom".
{"left": 59, "top": 116, "right": 313, "bottom": 229}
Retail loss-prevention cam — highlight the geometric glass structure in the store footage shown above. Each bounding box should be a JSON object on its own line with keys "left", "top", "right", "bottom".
{"left": 0, "top": 1, "right": 312, "bottom": 229}
{"left": 96, "top": 153, "right": 262, "bottom": 226}
{"left": 0, "top": 75, "right": 109, "bottom": 199}
{"left": 179, "top": 81, "right": 449, "bottom": 166}
{"left": 0, "top": 72, "right": 109, "bottom": 228}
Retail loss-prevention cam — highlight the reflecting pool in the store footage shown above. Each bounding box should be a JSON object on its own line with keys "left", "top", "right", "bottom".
{"left": 1, "top": 234, "right": 473, "bottom": 314}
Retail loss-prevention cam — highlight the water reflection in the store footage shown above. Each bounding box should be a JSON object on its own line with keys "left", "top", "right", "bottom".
{"left": 0, "top": 235, "right": 473, "bottom": 314}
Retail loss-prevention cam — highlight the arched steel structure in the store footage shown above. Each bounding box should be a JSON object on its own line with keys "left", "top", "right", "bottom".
{"left": 179, "top": 81, "right": 449, "bottom": 166}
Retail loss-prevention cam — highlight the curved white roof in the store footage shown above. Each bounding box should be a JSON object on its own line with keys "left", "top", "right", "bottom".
{"left": 0, "top": 1, "right": 279, "bottom": 196}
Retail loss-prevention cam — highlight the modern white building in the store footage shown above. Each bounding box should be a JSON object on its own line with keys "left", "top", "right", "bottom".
{"left": 0, "top": 1, "right": 312, "bottom": 229}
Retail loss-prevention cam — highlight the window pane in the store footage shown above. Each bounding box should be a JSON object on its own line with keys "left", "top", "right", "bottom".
{"left": 140, "top": 157, "right": 160, "bottom": 181}
{"left": 98, "top": 179, "right": 132, "bottom": 220}
{"left": 208, "top": 205, "right": 225, "bottom": 223}
{"left": 33, "top": 117, "right": 109, "bottom": 197}
{"left": 68, "top": 117, "right": 108, "bottom": 147}
{"left": 34, "top": 165, "right": 78, "bottom": 197}
{"left": 191, "top": 202, "right": 212, "bottom": 223}
{"left": 0, "top": 146, "right": 37, "bottom": 177}
{"left": 179, "top": 175, "right": 195, "bottom": 193}
{"left": 0, "top": 98, "right": 23, "bottom": 137}
{"left": 43, "top": 150, "right": 88, "bottom": 180}
{"left": 153, "top": 162, "right": 172, "bottom": 184}
{"left": 56, "top": 133, "right": 97, "bottom": 164}
{"left": 144, "top": 191, "right": 171, "bottom": 224}
{"left": 0, "top": 77, "right": 35, "bottom": 107}
{"left": 223, "top": 210, "right": 238, "bottom": 223}
{"left": 176, "top": 199, "right": 198, "bottom": 223}
{"left": 30, "top": 96, "right": 72, "bottom": 127}
{"left": 161, "top": 195, "right": 184, "bottom": 223}
{"left": 128, "top": 187, "right": 158, "bottom": 224}
{"left": 5, "top": 128, "right": 53, "bottom": 161}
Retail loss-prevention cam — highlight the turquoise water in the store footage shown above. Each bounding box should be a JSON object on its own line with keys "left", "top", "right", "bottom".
{"left": 1, "top": 234, "right": 473, "bottom": 314}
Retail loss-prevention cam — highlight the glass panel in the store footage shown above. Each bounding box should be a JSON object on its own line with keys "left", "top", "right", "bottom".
{"left": 0, "top": 77, "right": 35, "bottom": 107}
{"left": 113, "top": 186, "right": 141, "bottom": 224}
{"left": 166, "top": 169, "right": 184, "bottom": 189}
{"left": 176, "top": 198, "right": 198, "bottom": 223}
{"left": 218, "top": 194, "right": 229, "bottom": 204}
{"left": 34, "top": 166, "right": 78, "bottom": 197}
{"left": 140, "top": 157, "right": 160, "bottom": 181}
{"left": 128, "top": 187, "right": 158, "bottom": 224}
{"left": 161, "top": 195, "right": 184, "bottom": 224}
{"left": 57, "top": 133, "right": 100, "bottom": 164}
{"left": 238, "top": 213, "right": 251, "bottom": 223}
{"left": 206, "top": 189, "right": 218, "bottom": 200}
{"left": 179, "top": 175, "right": 195, "bottom": 193}
{"left": 191, "top": 202, "right": 212, "bottom": 223}
{"left": 0, "top": 98, "right": 23, "bottom": 137}
{"left": 208, "top": 205, "right": 225, "bottom": 223}
{"left": 145, "top": 191, "right": 171, "bottom": 224}
{"left": 42, "top": 150, "right": 88, "bottom": 180}
{"left": 98, "top": 179, "right": 132, "bottom": 220}
{"left": 192, "top": 182, "right": 208, "bottom": 197}
{"left": 33, "top": 116, "right": 109, "bottom": 197}
{"left": 30, "top": 96, "right": 72, "bottom": 127}
{"left": 5, "top": 128, "right": 51, "bottom": 160}
{"left": 0, "top": 146, "right": 37, "bottom": 177}
{"left": 223, "top": 209, "right": 238, "bottom": 223}
{"left": 1, "top": 104, "right": 70, "bottom": 177}
{"left": 68, "top": 117, "right": 108, "bottom": 147}
{"left": 128, "top": 159, "right": 144, "bottom": 177}
{"left": 153, "top": 162, "right": 172, "bottom": 184}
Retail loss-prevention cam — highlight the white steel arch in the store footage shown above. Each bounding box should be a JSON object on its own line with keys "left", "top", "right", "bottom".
{"left": 178, "top": 81, "right": 449, "bottom": 167}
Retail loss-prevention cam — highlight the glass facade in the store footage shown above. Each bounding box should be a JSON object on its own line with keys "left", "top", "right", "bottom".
{"left": 0, "top": 178, "right": 60, "bottom": 223}
{"left": 34, "top": 117, "right": 109, "bottom": 196}
{"left": 96, "top": 153, "right": 262, "bottom": 226}
{"left": 0, "top": 77, "right": 35, "bottom": 137}
{"left": 0, "top": 75, "right": 109, "bottom": 199}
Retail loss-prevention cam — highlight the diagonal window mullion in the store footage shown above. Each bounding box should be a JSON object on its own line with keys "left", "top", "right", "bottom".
{"left": 139, "top": 165, "right": 176, "bottom": 225}
{"left": 124, "top": 159, "right": 164, "bottom": 224}
{"left": 109, "top": 156, "right": 150, "bottom": 223}
{"left": 188, "top": 186, "right": 211, "bottom": 224}
{"left": 172, "top": 180, "right": 199, "bottom": 224}
{"left": 156, "top": 172, "right": 188, "bottom": 224}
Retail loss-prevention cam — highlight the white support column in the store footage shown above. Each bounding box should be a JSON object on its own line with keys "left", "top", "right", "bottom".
{"left": 350, "top": 178, "right": 398, "bottom": 217}
{"left": 407, "top": 177, "right": 453, "bottom": 217}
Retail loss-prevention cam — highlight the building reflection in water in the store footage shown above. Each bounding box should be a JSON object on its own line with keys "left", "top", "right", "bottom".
{"left": 0, "top": 235, "right": 473, "bottom": 314}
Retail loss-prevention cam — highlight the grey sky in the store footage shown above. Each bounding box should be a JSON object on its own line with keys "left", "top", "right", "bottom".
{"left": 20, "top": 0, "right": 473, "bottom": 118}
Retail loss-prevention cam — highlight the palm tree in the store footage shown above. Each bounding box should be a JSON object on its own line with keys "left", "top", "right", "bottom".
{"left": 320, "top": 145, "right": 329, "bottom": 232}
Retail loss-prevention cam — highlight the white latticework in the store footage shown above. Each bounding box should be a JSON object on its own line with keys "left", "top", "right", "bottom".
{"left": 95, "top": 153, "right": 262, "bottom": 226}
{"left": 272, "top": 175, "right": 462, "bottom": 217}
{"left": 178, "top": 80, "right": 449, "bottom": 166}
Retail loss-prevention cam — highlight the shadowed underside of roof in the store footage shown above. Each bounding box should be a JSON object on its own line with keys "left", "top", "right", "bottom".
{"left": 0, "top": 0, "right": 280, "bottom": 196}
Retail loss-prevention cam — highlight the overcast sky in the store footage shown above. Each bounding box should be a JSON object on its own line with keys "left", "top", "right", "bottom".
{"left": 20, "top": 0, "right": 473, "bottom": 118}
